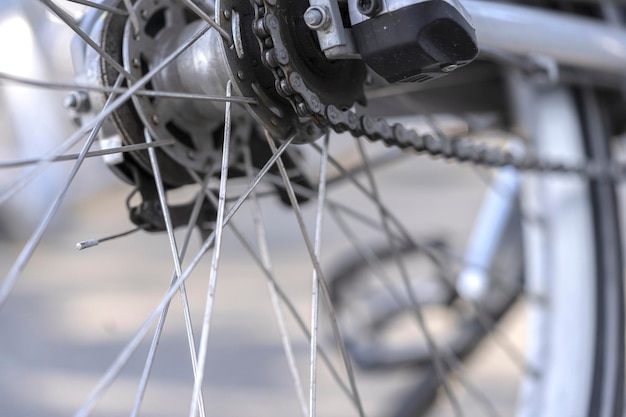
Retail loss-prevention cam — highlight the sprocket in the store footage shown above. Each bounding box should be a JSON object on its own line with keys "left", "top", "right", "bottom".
{"left": 217, "top": 0, "right": 367, "bottom": 142}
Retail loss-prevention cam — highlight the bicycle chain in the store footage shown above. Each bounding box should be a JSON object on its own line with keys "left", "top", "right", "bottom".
{"left": 250, "top": 0, "right": 625, "bottom": 181}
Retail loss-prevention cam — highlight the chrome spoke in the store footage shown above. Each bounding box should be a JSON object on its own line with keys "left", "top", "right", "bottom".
{"left": 468, "top": 301, "right": 533, "bottom": 375}
{"left": 191, "top": 157, "right": 354, "bottom": 404}
{"left": 0, "top": 139, "right": 176, "bottom": 169}
{"left": 309, "top": 133, "right": 329, "bottom": 417}
{"left": 238, "top": 146, "right": 309, "bottom": 417}
{"left": 181, "top": 0, "right": 233, "bottom": 45}
{"left": 0, "top": 22, "right": 211, "bottom": 207}
{"left": 197, "top": 149, "right": 352, "bottom": 402}
{"left": 66, "top": 0, "right": 128, "bottom": 15}
{"left": 136, "top": 130, "right": 206, "bottom": 417}
{"left": 122, "top": 0, "right": 140, "bottom": 35}
{"left": 0, "top": 71, "right": 257, "bottom": 104}
{"left": 224, "top": 215, "right": 356, "bottom": 402}
{"left": 0, "top": 74, "right": 123, "bottom": 309}
{"left": 130, "top": 178, "right": 210, "bottom": 417}
{"left": 311, "top": 142, "right": 412, "bottom": 244}
{"left": 225, "top": 168, "right": 379, "bottom": 401}
{"left": 266, "top": 134, "right": 366, "bottom": 417}
{"left": 326, "top": 147, "right": 409, "bottom": 188}
{"left": 145, "top": 129, "right": 185, "bottom": 294}
{"left": 354, "top": 138, "right": 462, "bottom": 416}
{"left": 74, "top": 134, "right": 294, "bottom": 417}
{"left": 332, "top": 196, "right": 531, "bottom": 377}
{"left": 440, "top": 348, "right": 502, "bottom": 417}
{"left": 42, "top": 0, "right": 134, "bottom": 81}
{"left": 330, "top": 205, "right": 509, "bottom": 414}
{"left": 189, "top": 81, "right": 233, "bottom": 417}
{"left": 0, "top": 132, "right": 89, "bottom": 206}
{"left": 329, "top": 206, "right": 408, "bottom": 303}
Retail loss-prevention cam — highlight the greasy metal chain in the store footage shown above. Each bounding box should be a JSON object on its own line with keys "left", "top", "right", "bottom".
{"left": 250, "top": 0, "right": 626, "bottom": 181}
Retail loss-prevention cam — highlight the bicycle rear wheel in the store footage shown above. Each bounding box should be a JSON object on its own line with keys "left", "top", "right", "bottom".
{"left": 0, "top": 1, "right": 623, "bottom": 417}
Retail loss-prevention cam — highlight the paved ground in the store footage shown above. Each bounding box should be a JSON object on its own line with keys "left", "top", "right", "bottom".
{"left": 0, "top": 139, "right": 525, "bottom": 417}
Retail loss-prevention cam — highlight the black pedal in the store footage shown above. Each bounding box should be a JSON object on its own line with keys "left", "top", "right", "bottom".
{"left": 351, "top": 0, "right": 479, "bottom": 83}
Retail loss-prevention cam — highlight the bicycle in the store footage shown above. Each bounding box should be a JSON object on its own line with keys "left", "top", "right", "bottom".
{"left": 0, "top": 0, "right": 624, "bottom": 416}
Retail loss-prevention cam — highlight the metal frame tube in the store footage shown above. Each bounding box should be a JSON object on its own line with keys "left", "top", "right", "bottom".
{"left": 464, "top": 0, "right": 626, "bottom": 75}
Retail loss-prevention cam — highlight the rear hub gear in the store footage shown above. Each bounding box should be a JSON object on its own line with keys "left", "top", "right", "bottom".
{"left": 97, "top": 0, "right": 256, "bottom": 187}
{"left": 217, "top": 0, "right": 368, "bottom": 142}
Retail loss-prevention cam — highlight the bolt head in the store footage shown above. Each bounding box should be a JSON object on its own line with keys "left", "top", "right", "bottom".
{"left": 63, "top": 93, "right": 78, "bottom": 110}
{"left": 358, "top": 0, "right": 381, "bottom": 17}
{"left": 304, "top": 6, "right": 329, "bottom": 30}
{"left": 63, "top": 91, "right": 90, "bottom": 113}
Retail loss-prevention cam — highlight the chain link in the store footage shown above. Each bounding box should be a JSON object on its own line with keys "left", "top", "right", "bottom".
{"left": 250, "top": 0, "right": 625, "bottom": 181}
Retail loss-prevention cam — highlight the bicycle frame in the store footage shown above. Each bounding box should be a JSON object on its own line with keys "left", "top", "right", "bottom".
{"left": 465, "top": 0, "right": 626, "bottom": 75}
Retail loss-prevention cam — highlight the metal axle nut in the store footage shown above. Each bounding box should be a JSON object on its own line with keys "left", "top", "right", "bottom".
{"left": 304, "top": 6, "right": 331, "bottom": 31}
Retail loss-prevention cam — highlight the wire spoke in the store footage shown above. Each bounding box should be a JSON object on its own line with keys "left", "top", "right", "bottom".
{"left": 440, "top": 348, "right": 503, "bottom": 417}
{"left": 0, "top": 139, "right": 176, "bottom": 169}
{"left": 223, "top": 209, "right": 356, "bottom": 401}
{"left": 188, "top": 80, "right": 233, "bottom": 417}
{"left": 145, "top": 129, "right": 185, "bottom": 297}
{"left": 188, "top": 157, "right": 354, "bottom": 403}
{"left": 134, "top": 130, "right": 206, "bottom": 417}
{"left": 0, "top": 71, "right": 257, "bottom": 103}
{"left": 309, "top": 133, "right": 329, "bottom": 417}
{"left": 311, "top": 142, "right": 414, "bottom": 245}
{"left": 353, "top": 138, "right": 463, "bottom": 416}
{"left": 468, "top": 300, "right": 534, "bottom": 375}
{"left": 265, "top": 134, "right": 366, "bottom": 417}
{"left": 192, "top": 149, "right": 354, "bottom": 404}
{"left": 330, "top": 205, "right": 508, "bottom": 416}
{"left": 74, "top": 134, "right": 294, "bottom": 417}
{"left": 0, "top": 74, "right": 123, "bottom": 309}
{"left": 129, "top": 177, "right": 211, "bottom": 417}
{"left": 66, "top": 0, "right": 128, "bottom": 15}
{"left": 329, "top": 206, "right": 412, "bottom": 304}
{"left": 42, "top": 0, "right": 134, "bottom": 81}
{"left": 0, "top": 21, "right": 211, "bottom": 207}
{"left": 122, "top": 0, "right": 141, "bottom": 35}
{"left": 331, "top": 197, "right": 530, "bottom": 377}
{"left": 239, "top": 146, "right": 308, "bottom": 417}
{"left": 181, "top": 0, "right": 233, "bottom": 45}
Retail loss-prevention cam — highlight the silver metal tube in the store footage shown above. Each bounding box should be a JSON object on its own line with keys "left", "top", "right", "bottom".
{"left": 456, "top": 166, "right": 520, "bottom": 301}
{"left": 464, "top": 0, "right": 626, "bottom": 75}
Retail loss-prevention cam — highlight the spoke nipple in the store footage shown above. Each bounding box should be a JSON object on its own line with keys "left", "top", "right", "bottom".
{"left": 76, "top": 226, "right": 142, "bottom": 251}
{"left": 76, "top": 239, "right": 99, "bottom": 251}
